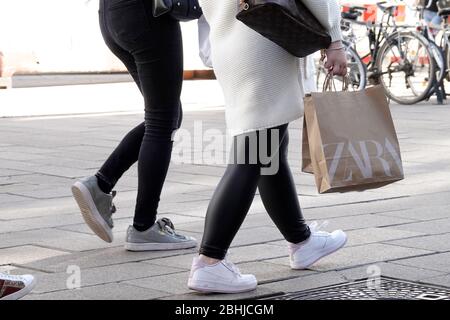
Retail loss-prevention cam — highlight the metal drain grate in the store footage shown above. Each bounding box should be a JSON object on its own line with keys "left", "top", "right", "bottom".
{"left": 262, "top": 277, "right": 450, "bottom": 300}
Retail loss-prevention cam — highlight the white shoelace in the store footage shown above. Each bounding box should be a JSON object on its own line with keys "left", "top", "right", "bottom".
{"left": 309, "top": 221, "right": 330, "bottom": 236}
{"left": 0, "top": 273, "right": 25, "bottom": 283}
{"left": 222, "top": 260, "right": 242, "bottom": 276}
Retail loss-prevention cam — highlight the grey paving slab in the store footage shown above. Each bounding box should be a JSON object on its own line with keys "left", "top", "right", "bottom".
{"left": 144, "top": 244, "right": 288, "bottom": 271}
{"left": 420, "top": 274, "right": 450, "bottom": 288}
{"left": 239, "top": 213, "right": 274, "bottom": 229}
{"left": 0, "top": 213, "right": 84, "bottom": 234}
{"left": 230, "top": 226, "right": 285, "bottom": 247}
{"left": 170, "top": 164, "right": 226, "bottom": 177}
{"left": 301, "top": 206, "right": 400, "bottom": 221}
{"left": 159, "top": 287, "right": 279, "bottom": 300}
{"left": 387, "top": 233, "right": 450, "bottom": 252}
{"left": 337, "top": 262, "right": 446, "bottom": 282}
{"left": 28, "top": 157, "right": 103, "bottom": 170}
{"left": 0, "top": 152, "right": 48, "bottom": 162}
{"left": 377, "top": 205, "right": 450, "bottom": 221}
{"left": 300, "top": 191, "right": 417, "bottom": 209}
{"left": 392, "top": 252, "right": 450, "bottom": 273}
{"left": 365, "top": 181, "right": 450, "bottom": 199}
{"left": 237, "top": 261, "right": 316, "bottom": 283}
{"left": 176, "top": 223, "right": 284, "bottom": 247}
{"left": 344, "top": 227, "right": 424, "bottom": 247}
{"left": 386, "top": 217, "right": 450, "bottom": 235}
{"left": 0, "top": 197, "right": 79, "bottom": 219}
{"left": 32, "top": 262, "right": 184, "bottom": 294}
{"left": 0, "top": 193, "right": 29, "bottom": 204}
{"left": 166, "top": 172, "right": 221, "bottom": 187}
{"left": 321, "top": 214, "right": 416, "bottom": 231}
{"left": 0, "top": 145, "right": 60, "bottom": 155}
{"left": 124, "top": 271, "right": 192, "bottom": 295}
{"left": 1, "top": 173, "right": 76, "bottom": 187}
{"left": 0, "top": 168, "right": 33, "bottom": 177}
{"left": 24, "top": 246, "right": 198, "bottom": 273}
{"left": 59, "top": 213, "right": 204, "bottom": 234}
{"left": 1, "top": 98, "right": 450, "bottom": 298}
{"left": 7, "top": 186, "right": 74, "bottom": 200}
{"left": 0, "top": 265, "right": 47, "bottom": 276}
{"left": 269, "top": 227, "right": 424, "bottom": 248}
{"left": 259, "top": 271, "right": 348, "bottom": 293}
{"left": 266, "top": 243, "right": 433, "bottom": 272}
{"left": 0, "top": 245, "right": 69, "bottom": 265}
{"left": 142, "top": 254, "right": 193, "bottom": 271}
{"left": 0, "top": 228, "right": 124, "bottom": 252}
{"left": 227, "top": 244, "right": 289, "bottom": 263}
{"left": 24, "top": 283, "right": 168, "bottom": 300}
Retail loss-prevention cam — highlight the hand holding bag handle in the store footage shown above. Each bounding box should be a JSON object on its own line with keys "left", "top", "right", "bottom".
{"left": 322, "top": 72, "right": 351, "bottom": 92}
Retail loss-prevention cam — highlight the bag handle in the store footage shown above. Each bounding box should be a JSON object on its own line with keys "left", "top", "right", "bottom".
{"left": 322, "top": 72, "right": 351, "bottom": 92}
{"left": 320, "top": 49, "right": 351, "bottom": 92}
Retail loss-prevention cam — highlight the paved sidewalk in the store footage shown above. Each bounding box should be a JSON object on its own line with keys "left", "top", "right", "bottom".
{"left": 0, "top": 80, "right": 224, "bottom": 117}
{"left": 1, "top": 83, "right": 450, "bottom": 300}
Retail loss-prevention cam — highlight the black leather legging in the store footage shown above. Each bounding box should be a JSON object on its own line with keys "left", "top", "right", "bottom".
{"left": 200, "top": 124, "right": 311, "bottom": 260}
{"left": 96, "top": 0, "right": 183, "bottom": 229}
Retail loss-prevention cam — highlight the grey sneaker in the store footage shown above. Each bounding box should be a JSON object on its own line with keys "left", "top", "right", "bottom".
{"left": 71, "top": 176, "right": 116, "bottom": 243}
{"left": 125, "top": 218, "right": 197, "bottom": 251}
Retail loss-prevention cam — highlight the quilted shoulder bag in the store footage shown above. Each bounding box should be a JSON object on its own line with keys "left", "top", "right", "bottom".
{"left": 236, "top": 0, "right": 331, "bottom": 57}
{"left": 152, "top": 0, "right": 202, "bottom": 22}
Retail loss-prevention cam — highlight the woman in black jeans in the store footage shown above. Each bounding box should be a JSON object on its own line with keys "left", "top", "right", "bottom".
{"left": 71, "top": 0, "right": 197, "bottom": 251}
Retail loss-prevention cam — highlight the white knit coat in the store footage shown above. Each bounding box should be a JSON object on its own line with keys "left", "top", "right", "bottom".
{"left": 198, "top": 0, "right": 343, "bottom": 136}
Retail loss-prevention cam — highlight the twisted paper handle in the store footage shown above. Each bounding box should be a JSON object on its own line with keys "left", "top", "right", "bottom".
{"left": 323, "top": 72, "right": 351, "bottom": 92}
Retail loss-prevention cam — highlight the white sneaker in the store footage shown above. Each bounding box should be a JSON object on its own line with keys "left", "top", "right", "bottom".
{"left": 188, "top": 257, "right": 258, "bottom": 294}
{"left": 0, "top": 273, "right": 36, "bottom": 300}
{"left": 290, "top": 221, "right": 347, "bottom": 270}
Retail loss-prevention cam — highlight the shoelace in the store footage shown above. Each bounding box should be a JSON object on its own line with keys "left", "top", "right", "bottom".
{"left": 0, "top": 273, "right": 25, "bottom": 283}
{"left": 110, "top": 191, "right": 117, "bottom": 215}
{"left": 222, "top": 260, "right": 242, "bottom": 276}
{"left": 309, "top": 221, "right": 330, "bottom": 235}
{"left": 157, "top": 218, "right": 177, "bottom": 235}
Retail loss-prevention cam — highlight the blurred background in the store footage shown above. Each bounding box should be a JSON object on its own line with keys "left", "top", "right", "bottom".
{"left": 0, "top": 0, "right": 206, "bottom": 77}
{"left": 0, "top": 0, "right": 418, "bottom": 77}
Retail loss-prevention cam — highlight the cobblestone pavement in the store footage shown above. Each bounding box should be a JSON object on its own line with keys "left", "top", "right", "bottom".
{"left": 1, "top": 83, "right": 450, "bottom": 299}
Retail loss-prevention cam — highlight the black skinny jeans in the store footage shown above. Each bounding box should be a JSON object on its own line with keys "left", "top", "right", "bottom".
{"left": 97, "top": 0, "right": 183, "bottom": 229}
{"left": 200, "top": 125, "right": 311, "bottom": 260}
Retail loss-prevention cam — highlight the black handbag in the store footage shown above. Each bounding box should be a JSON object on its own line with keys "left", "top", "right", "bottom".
{"left": 152, "top": 0, "right": 202, "bottom": 22}
{"left": 236, "top": 0, "right": 332, "bottom": 57}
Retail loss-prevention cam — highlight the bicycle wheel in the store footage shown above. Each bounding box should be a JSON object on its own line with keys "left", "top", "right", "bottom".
{"left": 376, "top": 31, "right": 436, "bottom": 105}
{"left": 315, "top": 42, "right": 367, "bottom": 92}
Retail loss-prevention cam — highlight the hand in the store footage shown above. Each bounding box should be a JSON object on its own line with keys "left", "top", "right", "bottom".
{"left": 324, "top": 41, "right": 348, "bottom": 77}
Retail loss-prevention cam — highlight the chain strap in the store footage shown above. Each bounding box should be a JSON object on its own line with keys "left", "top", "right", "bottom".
{"left": 240, "top": 0, "right": 250, "bottom": 10}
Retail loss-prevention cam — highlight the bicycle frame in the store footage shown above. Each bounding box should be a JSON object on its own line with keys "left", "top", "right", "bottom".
{"left": 344, "top": 5, "right": 407, "bottom": 75}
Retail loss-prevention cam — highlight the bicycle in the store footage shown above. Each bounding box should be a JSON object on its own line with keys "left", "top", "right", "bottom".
{"left": 315, "top": 8, "right": 367, "bottom": 92}
{"left": 318, "top": 1, "right": 437, "bottom": 105}
{"left": 403, "top": 0, "right": 447, "bottom": 103}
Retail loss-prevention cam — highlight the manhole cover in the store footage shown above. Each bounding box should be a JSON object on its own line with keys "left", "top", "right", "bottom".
{"left": 262, "top": 277, "right": 450, "bottom": 300}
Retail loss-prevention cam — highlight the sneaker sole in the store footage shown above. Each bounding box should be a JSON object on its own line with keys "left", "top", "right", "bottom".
{"left": 290, "top": 234, "right": 348, "bottom": 270}
{"left": 0, "top": 277, "right": 37, "bottom": 300}
{"left": 124, "top": 240, "right": 197, "bottom": 252}
{"left": 71, "top": 181, "right": 113, "bottom": 243}
{"left": 188, "top": 279, "right": 257, "bottom": 294}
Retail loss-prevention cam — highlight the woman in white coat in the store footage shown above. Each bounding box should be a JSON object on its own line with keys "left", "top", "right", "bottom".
{"left": 189, "top": 0, "right": 349, "bottom": 294}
